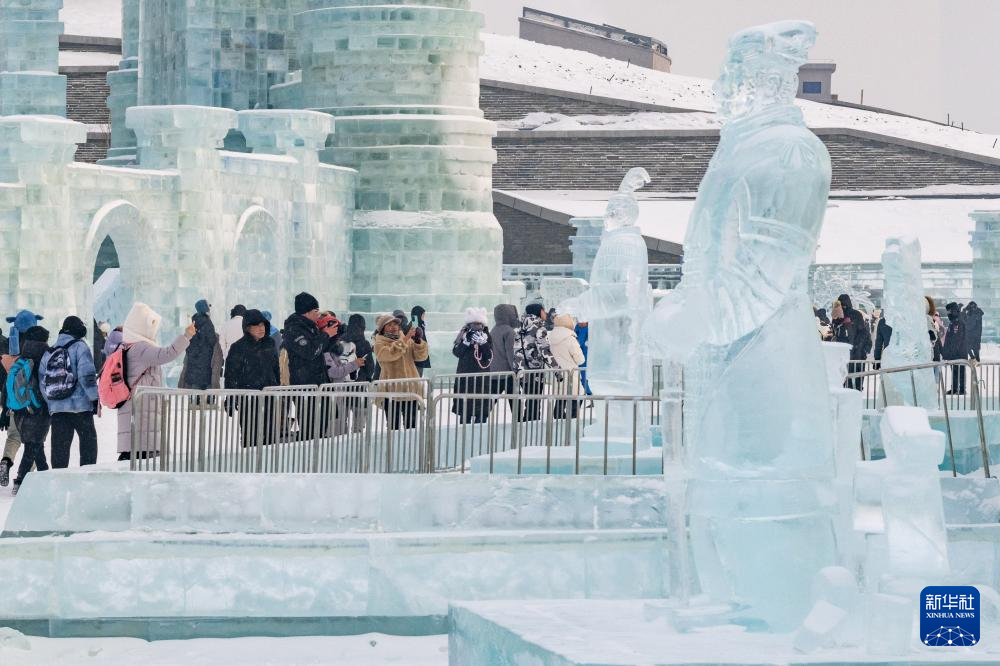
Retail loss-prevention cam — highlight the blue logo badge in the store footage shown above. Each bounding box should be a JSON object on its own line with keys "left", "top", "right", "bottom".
{"left": 920, "top": 586, "right": 980, "bottom": 647}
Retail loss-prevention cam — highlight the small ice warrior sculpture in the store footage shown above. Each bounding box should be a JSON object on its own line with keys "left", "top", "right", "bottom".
{"left": 880, "top": 237, "right": 936, "bottom": 407}
{"left": 643, "top": 21, "right": 836, "bottom": 630}
{"left": 564, "top": 167, "right": 653, "bottom": 454}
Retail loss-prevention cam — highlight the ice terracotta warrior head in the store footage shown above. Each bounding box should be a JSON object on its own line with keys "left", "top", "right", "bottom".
{"left": 603, "top": 167, "right": 651, "bottom": 232}
{"left": 714, "top": 20, "right": 816, "bottom": 121}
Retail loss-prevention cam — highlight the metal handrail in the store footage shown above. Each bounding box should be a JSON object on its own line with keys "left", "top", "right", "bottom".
{"left": 846, "top": 358, "right": 992, "bottom": 478}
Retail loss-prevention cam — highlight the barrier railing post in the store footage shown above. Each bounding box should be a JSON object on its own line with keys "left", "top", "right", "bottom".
{"left": 971, "top": 362, "right": 992, "bottom": 478}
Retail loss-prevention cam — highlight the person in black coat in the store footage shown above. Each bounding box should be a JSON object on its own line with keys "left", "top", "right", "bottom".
{"left": 943, "top": 303, "right": 968, "bottom": 394}
{"left": 873, "top": 314, "right": 892, "bottom": 370}
{"left": 963, "top": 301, "right": 984, "bottom": 362}
{"left": 836, "top": 294, "right": 871, "bottom": 390}
{"left": 179, "top": 300, "right": 221, "bottom": 390}
{"left": 225, "top": 310, "right": 281, "bottom": 446}
{"left": 6, "top": 326, "right": 51, "bottom": 493}
{"left": 451, "top": 308, "right": 494, "bottom": 424}
{"left": 410, "top": 306, "right": 431, "bottom": 376}
{"left": 282, "top": 293, "right": 336, "bottom": 440}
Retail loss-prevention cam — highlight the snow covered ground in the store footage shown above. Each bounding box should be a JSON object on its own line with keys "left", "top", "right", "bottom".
{"left": 0, "top": 630, "right": 448, "bottom": 665}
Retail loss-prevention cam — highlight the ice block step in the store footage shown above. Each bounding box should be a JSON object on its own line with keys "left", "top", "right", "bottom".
{"left": 0, "top": 528, "right": 670, "bottom": 623}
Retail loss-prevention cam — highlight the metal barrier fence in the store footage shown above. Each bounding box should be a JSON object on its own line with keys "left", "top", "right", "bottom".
{"left": 846, "top": 359, "right": 990, "bottom": 478}
{"left": 130, "top": 388, "right": 431, "bottom": 474}
{"left": 129, "top": 378, "right": 660, "bottom": 475}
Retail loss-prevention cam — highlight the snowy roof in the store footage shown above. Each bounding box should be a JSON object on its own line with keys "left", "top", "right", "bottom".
{"left": 58, "top": 2, "right": 1000, "bottom": 162}
{"left": 59, "top": 51, "right": 120, "bottom": 68}
{"left": 480, "top": 33, "right": 1000, "bottom": 162}
{"left": 501, "top": 190, "right": 993, "bottom": 264}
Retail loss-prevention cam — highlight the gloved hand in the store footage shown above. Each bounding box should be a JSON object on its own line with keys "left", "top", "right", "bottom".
{"left": 470, "top": 331, "right": 488, "bottom": 346}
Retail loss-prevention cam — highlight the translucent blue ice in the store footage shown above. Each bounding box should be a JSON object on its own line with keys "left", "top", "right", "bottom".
{"left": 642, "top": 20, "right": 837, "bottom": 630}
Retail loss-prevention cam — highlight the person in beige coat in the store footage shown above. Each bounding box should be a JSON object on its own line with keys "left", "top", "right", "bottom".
{"left": 117, "top": 303, "right": 194, "bottom": 460}
{"left": 373, "top": 313, "right": 428, "bottom": 429}
{"left": 549, "top": 314, "right": 586, "bottom": 418}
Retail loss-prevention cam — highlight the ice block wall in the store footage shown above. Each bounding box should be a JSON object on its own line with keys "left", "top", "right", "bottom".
{"left": 0, "top": 0, "right": 67, "bottom": 116}
{"left": 137, "top": 0, "right": 294, "bottom": 111}
{"left": 102, "top": 0, "right": 140, "bottom": 165}
{"left": 295, "top": 0, "right": 505, "bottom": 334}
{"left": 970, "top": 210, "right": 1000, "bottom": 343}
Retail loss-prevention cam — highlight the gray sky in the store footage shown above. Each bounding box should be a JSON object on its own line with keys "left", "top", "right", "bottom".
{"left": 471, "top": 0, "right": 1000, "bottom": 133}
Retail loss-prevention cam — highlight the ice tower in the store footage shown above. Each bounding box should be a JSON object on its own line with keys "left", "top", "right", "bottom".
{"left": 0, "top": 0, "right": 67, "bottom": 117}
{"left": 282, "top": 0, "right": 505, "bottom": 336}
{"left": 102, "top": 0, "right": 139, "bottom": 165}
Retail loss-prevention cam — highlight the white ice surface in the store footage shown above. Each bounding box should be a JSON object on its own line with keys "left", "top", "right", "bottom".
{"left": 0, "top": 408, "right": 123, "bottom": 529}
{"left": 500, "top": 191, "right": 988, "bottom": 264}
{"left": 0, "top": 631, "right": 447, "bottom": 665}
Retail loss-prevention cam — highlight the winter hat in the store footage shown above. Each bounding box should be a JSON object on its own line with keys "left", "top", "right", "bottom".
{"left": 392, "top": 309, "right": 408, "bottom": 324}
{"left": 60, "top": 315, "right": 88, "bottom": 340}
{"left": 230, "top": 304, "right": 247, "bottom": 319}
{"left": 294, "top": 292, "right": 319, "bottom": 315}
{"left": 5, "top": 309, "right": 43, "bottom": 356}
{"left": 243, "top": 309, "right": 267, "bottom": 328}
{"left": 195, "top": 299, "right": 211, "bottom": 316}
{"left": 262, "top": 310, "right": 273, "bottom": 322}
{"left": 525, "top": 303, "right": 545, "bottom": 318}
{"left": 123, "top": 302, "right": 162, "bottom": 345}
{"left": 376, "top": 314, "right": 397, "bottom": 334}
{"left": 553, "top": 314, "right": 576, "bottom": 331}
{"left": 464, "top": 307, "right": 488, "bottom": 326}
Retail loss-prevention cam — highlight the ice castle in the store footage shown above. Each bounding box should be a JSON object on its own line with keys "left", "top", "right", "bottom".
{"left": 0, "top": 0, "right": 505, "bottom": 351}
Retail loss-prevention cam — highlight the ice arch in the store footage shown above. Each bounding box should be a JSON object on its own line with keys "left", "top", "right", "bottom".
{"left": 229, "top": 206, "right": 284, "bottom": 314}
{"left": 79, "top": 200, "right": 146, "bottom": 328}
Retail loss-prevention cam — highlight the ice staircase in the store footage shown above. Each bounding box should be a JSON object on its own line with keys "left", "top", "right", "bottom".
{"left": 0, "top": 471, "right": 672, "bottom": 639}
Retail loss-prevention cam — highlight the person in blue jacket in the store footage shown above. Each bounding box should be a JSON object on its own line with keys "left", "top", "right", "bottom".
{"left": 41, "top": 316, "right": 100, "bottom": 468}
{"left": 574, "top": 321, "right": 591, "bottom": 395}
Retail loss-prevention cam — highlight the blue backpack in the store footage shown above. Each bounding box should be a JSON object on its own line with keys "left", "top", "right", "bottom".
{"left": 5, "top": 358, "right": 42, "bottom": 413}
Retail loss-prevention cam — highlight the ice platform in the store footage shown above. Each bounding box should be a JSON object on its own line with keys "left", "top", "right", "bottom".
{"left": 0, "top": 471, "right": 673, "bottom": 638}
{"left": 449, "top": 599, "right": 999, "bottom": 665}
{"left": 468, "top": 445, "right": 663, "bottom": 475}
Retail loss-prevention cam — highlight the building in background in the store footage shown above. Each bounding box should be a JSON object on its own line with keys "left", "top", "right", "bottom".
{"left": 798, "top": 61, "right": 837, "bottom": 103}
{"left": 518, "top": 6, "right": 671, "bottom": 72}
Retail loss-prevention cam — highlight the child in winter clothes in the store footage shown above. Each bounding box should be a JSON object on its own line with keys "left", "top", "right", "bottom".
{"left": 2, "top": 325, "right": 52, "bottom": 495}
{"left": 0, "top": 309, "right": 42, "bottom": 486}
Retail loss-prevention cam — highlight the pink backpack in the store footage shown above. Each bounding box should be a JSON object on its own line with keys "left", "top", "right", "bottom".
{"left": 98, "top": 344, "right": 138, "bottom": 409}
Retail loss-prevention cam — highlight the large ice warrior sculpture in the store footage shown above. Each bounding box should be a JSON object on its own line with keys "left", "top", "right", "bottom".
{"left": 880, "top": 237, "right": 936, "bottom": 407}
{"left": 643, "top": 21, "right": 836, "bottom": 630}
{"left": 565, "top": 168, "right": 654, "bottom": 454}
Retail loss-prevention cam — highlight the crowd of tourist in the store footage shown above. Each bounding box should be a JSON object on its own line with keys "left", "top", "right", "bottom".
{"left": 815, "top": 293, "right": 986, "bottom": 394}
{"left": 0, "top": 292, "right": 592, "bottom": 495}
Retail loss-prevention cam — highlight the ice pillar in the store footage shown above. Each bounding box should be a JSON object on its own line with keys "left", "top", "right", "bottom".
{"left": 0, "top": 116, "right": 87, "bottom": 319}
{"left": 238, "top": 109, "right": 354, "bottom": 311}
{"left": 880, "top": 236, "right": 936, "bottom": 407}
{"left": 298, "top": 0, "right": 504, "bottom": 352}
{"left": 101, "top": 0, "right": 140, "bottom": 165}
{"left": 127, "top": 105, "right": 238, "bottom": 330}
{"left": 0, "top": 0, "right": 67, "bottom": 116}
{"left": 970, "top": 210, "right": 1000, "bottom": 343}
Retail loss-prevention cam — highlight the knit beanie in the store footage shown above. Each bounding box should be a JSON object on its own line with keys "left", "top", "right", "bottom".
{"left": 243, "top": 309, "right": 267, "bottom": 328}
{"left": 60, "top": 315, "right": 88, "bottom": 340}
{"left": 294, "top": 292, "right": 319, "bottom": 315}
{"left": 23, "top": 325, "right": 50, "bottom": 344}
{"left": 195, "top": 299, "right": 211, "bottom": 316}
{"left": 230, "top": 304, "right": 247, "bottom": 319}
